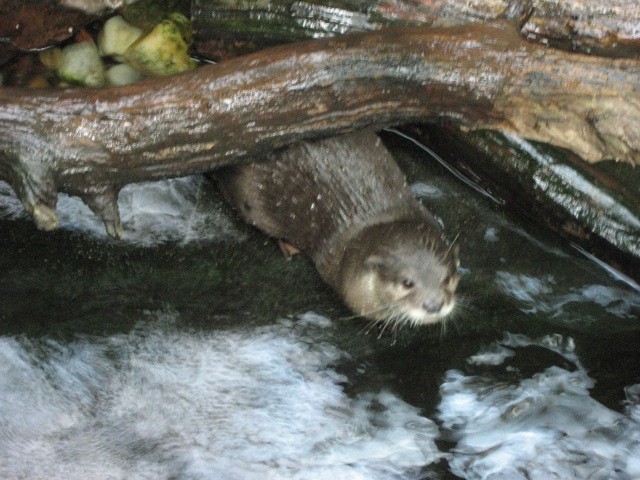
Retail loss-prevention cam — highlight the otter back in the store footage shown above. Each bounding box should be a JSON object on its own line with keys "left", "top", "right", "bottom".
{"left": 216, "top": 130, "right": 441, "bottom": 286}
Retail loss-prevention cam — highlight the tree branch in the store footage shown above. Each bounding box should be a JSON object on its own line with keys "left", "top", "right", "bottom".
{"left": 192, "top": 0, "right": 640, "bottom": 58}
{"left": 1, "top": 20, "right": 638, "bottom": 235}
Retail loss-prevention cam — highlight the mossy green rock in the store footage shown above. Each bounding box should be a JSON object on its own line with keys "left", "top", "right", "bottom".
{"left": 124, "top": 16, "right": 196, "bottom": 77}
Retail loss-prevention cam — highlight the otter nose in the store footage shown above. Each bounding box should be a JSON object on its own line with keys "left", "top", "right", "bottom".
{"left": 423, "top": 299, "right": 444, "bottom": 314}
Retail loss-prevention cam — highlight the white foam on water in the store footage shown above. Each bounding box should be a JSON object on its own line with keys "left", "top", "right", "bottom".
{"left": 495, "top": 271, "right": 640, "bottom": 318}
{"left": 495, "top": 272, "right": 556, "bottom": 305}
{"left": 410, "top": 182, "right": 444, "bottom": 200}
{"left": 0, "top": 180, "right": 28, "bottom": 220}
{"left": 0, "top": 177, "right": 244, "bottom": 245}
{"left": 438, "top": 333, "right": 640, "bottom": 480}
{"left": 0, "top": 311, "right": 442, "bottom": 480}
{"left": 466, "top": 343, "right": 515, "bottom": 366}
{"left": 625, "top": 384, "right": 640, "bottom": 423}
{"left": 483, "top": 227, "right": 499, "bottom": 243}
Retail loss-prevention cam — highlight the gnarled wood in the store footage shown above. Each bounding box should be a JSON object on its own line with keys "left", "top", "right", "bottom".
{"left": 1, "top": 20, "right": 639, "bottom": 235}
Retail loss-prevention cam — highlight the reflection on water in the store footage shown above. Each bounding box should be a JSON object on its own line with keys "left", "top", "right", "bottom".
{"left": 1, "top": 135, "right": 639, "bottom": 479}
{"left": 0, "top": 311, "right": 441, "bottom": 480}
{"left": 439, "top": 333, "right": 640, "bottom": 479}
{"left": 1, "top": 311, "right": 638, "bottom": 479}
{"left": 496, "top": 271, "right": 640, "bottom": 318}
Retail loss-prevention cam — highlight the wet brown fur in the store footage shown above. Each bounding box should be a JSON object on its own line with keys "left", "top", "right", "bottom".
{"left": 216, "top": 130, "right": 459, "bottom": 324}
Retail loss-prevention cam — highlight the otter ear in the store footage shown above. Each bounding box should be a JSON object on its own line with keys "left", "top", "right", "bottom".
{"left": 364, "top": 255, "right": 386, "bottom": 271}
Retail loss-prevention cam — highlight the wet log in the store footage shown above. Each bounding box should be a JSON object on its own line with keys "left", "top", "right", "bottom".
{"left": 191, "top": 0, "right": 640, "bottom": 276}
{"left": 1, "top": 20, "right": 639, "bottom": 237}
{"left": 192, "top": 0, "right": 640, "bottom": 58}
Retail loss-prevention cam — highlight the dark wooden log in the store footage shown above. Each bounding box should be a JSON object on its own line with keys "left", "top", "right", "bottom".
{"left": 1, "top": 20, "right": 639, "bottom": 236}
{"left": 192, "top": 0, "right": 640, "bottom": 58}
{"left": 191, "top": 0, "right": 640, "bottom": 276}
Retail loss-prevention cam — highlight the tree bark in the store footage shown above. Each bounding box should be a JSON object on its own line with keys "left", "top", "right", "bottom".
{"left": 192, "top": 0, "right": 640, "bottom": 58}
{"left": 1, "top": 20, "right": 639, "bottom": 236}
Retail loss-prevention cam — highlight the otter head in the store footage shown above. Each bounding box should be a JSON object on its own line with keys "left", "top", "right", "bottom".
{"left": 338, "top": 220, "right": 459, "bottom": 326}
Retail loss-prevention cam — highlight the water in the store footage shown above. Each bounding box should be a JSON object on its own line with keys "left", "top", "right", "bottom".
{"left": 440, "top": 333, "right": 640, "bottom": 479}
{"left": 0, "top": 135, "right": 639, "bottom": 479}
{"left": 0, "top": 311, "right": 444, "bottom": 479}
{"left": 0, "top": 176, "right": 244, "bottom": 246}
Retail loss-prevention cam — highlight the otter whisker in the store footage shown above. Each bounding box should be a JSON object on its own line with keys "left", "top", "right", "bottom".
{"left": 379, "top": 310, "right": 411, "bottom": 337}
{"left": 385, "top": 312, "right": 405, "bottom": 338}
{"left": 395, "top": 316, "right": 409, "bottom": 332}
{"left": 445, "top": 232, "right": 460, "bottom": 257}
{"left": 439, "top": 316, "right": 449, "bottom": 338}
{"left": 376, "top": 308, "right": 400, "bottom": 338}
{"left": 450, "top": 316, "right": 462, "bottom": 336}
{"left": 356, "top": 304, "right": 397, "bottom": 335}
{"left": 353, "top": 301, "right": 404, "bottom": 337}
{"left": 340, "top": 301, "right": 396, "bottom": 322}
{"left": 349, "top": 302, "right": 397, "bottom": 321}
{"left": 361, "top": 318, "right": 383, "bottom": 336}
{"left": 378, "top": 320, "right": 391, "bottom": 339}
{"left": 394, "top": 316, "right": 407, "bottom": 331}
{"left": 396, "top": 315, "right": 409, "bottom": 332}
{"left": 446, "top": 294, "right": 471, "bottom": 336}
{"left": 341, "top": 311, "right": 369, "bottom": 321}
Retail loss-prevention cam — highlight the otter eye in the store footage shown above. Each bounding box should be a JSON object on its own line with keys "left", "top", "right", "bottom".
{"left": 401, "top": 279, "right": 415, "bottom": 289}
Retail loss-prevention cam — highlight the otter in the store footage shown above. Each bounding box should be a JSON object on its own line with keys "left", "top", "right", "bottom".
{"left": 216, "top": 130, "right": 459, "bottom": 326}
